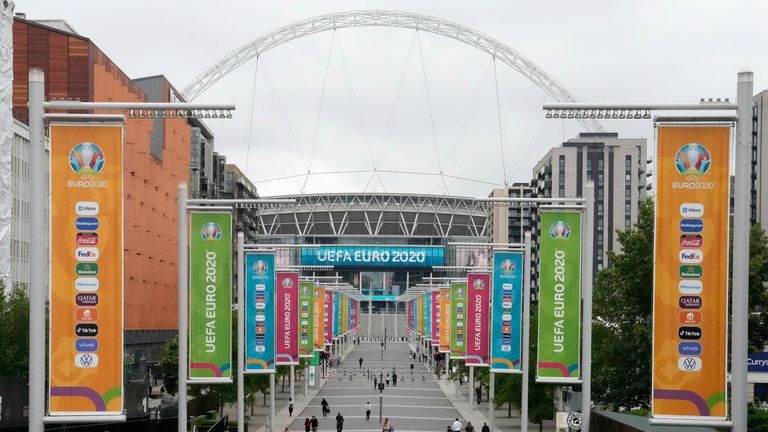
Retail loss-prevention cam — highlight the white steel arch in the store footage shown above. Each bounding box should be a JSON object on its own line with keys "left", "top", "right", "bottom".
{"left": 181, "top": 10, "right": 605, "bottom": 132}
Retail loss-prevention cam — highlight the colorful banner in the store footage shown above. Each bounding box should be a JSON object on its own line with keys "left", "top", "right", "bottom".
{"left": 439, "top": 288, "right": 451, "bottom": 353}
{"left": 341, "top": 293, "right": 348, "bottom": 334}
{"left": 350, "top": 298, "right": 358, "bottom": 333}
{"left": 537, "top": 210, "right": 582, "bottom": 383}
{"left": 276, "top": 272, "right": 299, "bottom": 365}
{"left": 313, "top": 286, "right": 325, "bottom": 351}
{"left": 491, "top": 251, "right": 524, "bottom": 373}
{"left": 332, "top": 291, "right": 340, "bottom": 339}
{"left": 245, "top": 253, "right": 275, "bottom": 373}
{"left": 466, "top": 273, "right": 490, "bottom": 367}
{"left": 49, "top": 124, "right": 124, "bottom": 416}
{"left": 324, "top": 289, "right": 333, "bottom": 346}
{"left": 431, "top": 290, "right": 440, "bottom": 345}
{"left": 425, "top": 291, "right": 432, "bottom": 342}
{"left": 298, "top": 280, "right": 314, "bottom": 358}
{"left": 652, "top": 125, "right": 730, "bottom": 421}
{"left": 189, "top": 212, "right": 232, "bottom": 381}
{"left": 450, "top": 282, "right": 467, "bottom": 359}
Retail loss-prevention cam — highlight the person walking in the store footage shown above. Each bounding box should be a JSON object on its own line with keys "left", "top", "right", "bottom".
{"left": 481, "top": 422, "right": 490, "bottom": 432}
{"left": 385, "top": 373, "right": 390, "bottom": 386}
{"left": 365, "top": 401, "right": 371, "bottom": 421}
{"left": 304, "top": 417, "right": 311, "bottom": 432}
{"left": 451, "top": 418, "right": 463, "bottom": 432}
{"left": 475, "top": 386, "right": 482, "bottom": 405}
{"left": 373, "top": 376, "right": 378, "bottom": 390}
{"left": 382, "top": 417, "right": 393, "bottom": 432}
{"left": 392, "top": 371, "right": 397, "bottom": 387}
{"left": 321, "top": 398, "right": 330, "bottom": 417}
{"left": 465, "top": 421, "right": 474, "bottom": 432}
{"left": 311, "top": 416, "right": 319, "bottom": 432}
{"left": 359, "top": 357, "right": 364, "bottom": 368}
{"left": 289, "top": 397, "right": 294, "bottom": 416}
{"left": 336, "top": 412, "right": 344, "bottom": 432}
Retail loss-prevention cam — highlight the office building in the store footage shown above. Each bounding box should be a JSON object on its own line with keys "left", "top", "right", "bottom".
{"left": 752, "top": 90, "right": 768, "bottom": 227}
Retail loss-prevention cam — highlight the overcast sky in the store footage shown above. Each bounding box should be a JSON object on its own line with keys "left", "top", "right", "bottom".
{"left": 20, "top": 0, "right": 768, "bottom": 197}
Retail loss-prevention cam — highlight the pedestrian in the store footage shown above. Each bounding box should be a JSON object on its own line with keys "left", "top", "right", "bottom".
{"left": 373, "top": 376, "right": 378, "bottom": 389}
{"left": 284, "top": 428, "right": 290, "bottom": 432}
{"left": 321, "top": 398, "right": 330, "bottom": 417}
{"left": 365, "top": 401, "right": 371, "bottom": 421}
{"left": 385, "top": 373, "right": 390, "bottom": 386}
{"left": 475, "top": 386, "right": 482, "bottom": 405}
{"left": 392, "top": 371, "right": 397, "bottom": 387}
{"left": 311, "top": 416, "right": 319, "bottom": 432}
{"left": 289, "top": 397, "right": 294, "bottom": 416}
{"left": 304, "top": 417, "right": 311, "bottom": 432}
{"left": 451, "top": 418, "right": 463, "bottom": 432}
{"left": 465, "top": 421, "right": 474, "bottom": 432}
{"left": 382, "top": 417, "right": 393, "bottom": 432}
{"left": 359, "top": 357, "right": 364, "bottom": 368}
{"left": 481, "top": 422, "right": 490, "bottom": 432}
{"left": 336, "top": 412, "right": 344, "bottom": 432}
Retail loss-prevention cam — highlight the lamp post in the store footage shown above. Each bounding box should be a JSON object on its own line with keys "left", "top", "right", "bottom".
{"left": 378, "top": 381, "right": 385, "bottom": 423}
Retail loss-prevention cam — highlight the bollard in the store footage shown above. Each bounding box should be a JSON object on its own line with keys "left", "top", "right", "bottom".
{"left": 422, "top": 374, "right": 426, "bottom": 381}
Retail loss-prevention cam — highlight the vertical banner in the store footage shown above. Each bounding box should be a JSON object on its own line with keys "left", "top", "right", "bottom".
{"left": 341, "top": 293, "right": 348, "bottom": 334}
{"left": 333, "top": 291, "right": 340, "bottom": 339}
{"left": 245, "top": 253, "right": 275, "bottom": 373}
{"left": 275, "top": 272, "right": 299, "bottom": 365}
{"left": 466, "top": 273, "right": 490, "bottom": 367}
{"left": 313, "top": 286, "right": 325, "bottom": 351}
{"left": 324, "top": 289, "right": 333, "bottom": 346}
{"left": 450, "top": 282, "right": 467, "bottom": 359}
{"left": 537, "top": 210, "right": 582, "bottom": 383}
{"left": 431, "top": 290, "right": 440, "bottom": 346}
{"left": 439, "top": 288, "right": 451, "bottom": 353}
{"left": 189, "top": 212, "right": 233, "bottom": 381}
{"left": 425, "top": 291, "right": 432, "bottom": 342}
{"left": 652, "top": 125, "right": 730, "bottom": 421}
{"left": 350, "top": 298, "right": 358, "bottom": 334}
{"left": 298, "top": 280, "right": 314, "bottom": 358}
{"left": 406, "top": 300, "right": 412, "bottom": 333}
{"left": 491, "top": 251, "right": 524, "bottom": 373}
{"left": 49, "top": 124, "right": 124, "bottom": 416}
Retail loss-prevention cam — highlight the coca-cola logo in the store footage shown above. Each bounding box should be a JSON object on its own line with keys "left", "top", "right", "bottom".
{"left": 679, "top": 234, "right": 703, "bottom": 248}
{"left": 76, "top": 232, "right": 99, "bottom": 246}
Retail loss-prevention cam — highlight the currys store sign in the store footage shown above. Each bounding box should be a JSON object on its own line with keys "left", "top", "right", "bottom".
{"left": 748, "top": 352, "right": 768, "bottom": 373}
{"left": 300, "top": 246, "right": 444, "bottom": 267}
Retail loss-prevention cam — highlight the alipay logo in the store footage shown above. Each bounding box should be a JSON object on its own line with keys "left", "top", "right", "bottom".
{"left": 549, "top": 221, "right": 571, "bottom": 239}
{"left": 200, "top": 222, "right": 222, "bottom": 240}
{"left": 75, "top": 201, "right": 99, "bottom": 216}
{"left": 69, "top": 142, "right": 105, "bottom": 176}
{"left": 679, "top": 203, "right": 704, "bottom": 217}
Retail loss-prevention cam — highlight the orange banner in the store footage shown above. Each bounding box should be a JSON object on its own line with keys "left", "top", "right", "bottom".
{"left": 652, "top": 125, "right": 730, "bottom": 421}
{"left": 49, "top": 124, "right": 123, "bottom": 416}
{"left": 439, "top": 287, "right": 451, "bottom": 353}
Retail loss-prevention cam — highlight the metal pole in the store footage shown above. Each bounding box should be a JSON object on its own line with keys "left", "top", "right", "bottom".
{"left": 521, "top": 231, "right": 532, "bottom": 432}
{"left": 28, "top": 68, "right": 45, "bottom": 432}
{"left": 178, "top": 182, "right": 188, "bottom": 432}
{"left": 489, "top": 372, "right": 495, "bottom": 431}
{"left": 581, "top": 182, "right": 595, "bottom": 431}
{"left": 269, "top": 373, "right": 276, "bottom": 432}
{"left": 237, "top": 232, "right": 245, "bottom": 432}
{"left": 379, "top": 390, "right": 383, "bottom": 423}
{"left": 469, "top": 366, "right": 474, "bottom": 410}
{"left": 290, "top": 364, "right": 295, "bottom": 403}
{"left": 368, "top": 273, "right": 372, "bottom": 338}
{"left": 445, "top": 353, "right": 449, "bottom": 382}
{"left": 732, "top": 71, "right": 753, "bottom": 432}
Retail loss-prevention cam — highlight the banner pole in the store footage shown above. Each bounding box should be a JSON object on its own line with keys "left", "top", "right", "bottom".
{"left": 469, "top": 366, "right": 474, "bottom": 410}
{"left": 522, "top": 231, "right": 532, "bottom": 432}
{"left": 732, "top": 71, "right": 754, "bottom": 432}
{"left": 489, "top": 372, "right": 495, "bottom": 431}
{"left": 178, "top": 182, "right": 188, "bottom": 432}
{"left": 28, "top": 68, "right": 45, "bottom": 432}
{"left": 269, "top": 373, "right": 276, "bottom": 432}
{"left": 581, "top": 182, "right": 595, "bottom": 430}
{"left": 237, "top": 232, "right": 245, "bottom": 432}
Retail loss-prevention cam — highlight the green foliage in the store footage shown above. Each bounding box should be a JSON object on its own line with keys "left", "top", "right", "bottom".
{"left": 0, "top": 285, "right": 30, "bottom": 378}
{"left": 748, "top": 224, "right": 768, "bottom": 352}
{"left": 592, "top": 199, "right": 654, "bottom": 410}
{"left": 748, "top": 404, "right": 768, "bottom": 432}
{"left": 159, "top": 336, "right": 179, "bottom": 395}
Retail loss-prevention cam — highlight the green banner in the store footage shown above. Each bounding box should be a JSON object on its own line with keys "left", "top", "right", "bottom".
{"left": 537, "top": 210, "right": 582, "bottom": 383}
{"left": 299, "top": 280, "right": 315, "bottom": 358}
{"left": 450, "top": 282, "right": 467, "bottom": 359}
{"left": 189, "top": 212, "right": 232, "bottom": 381}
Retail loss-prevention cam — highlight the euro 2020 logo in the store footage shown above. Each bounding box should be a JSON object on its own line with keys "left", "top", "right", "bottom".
{"left": 69, "top": 142, "right": 105, "bottom": 177}
{"left": 200, "top": 222, "right": 222, "bottom": 240}
{"left": 674, "top": 143, "right": 711, "bottom": 178}
{"left": 549, "top": 221, "right": 571, "bottom": 239}
{"left": 500, "top": 259, "right": 515, "bottom": 274}
{"left": 472, "top": 278, "right": 485, "bottom": 290}
{"left": 282, "top": 277, "right": 294, "bottom": 289}
{"left": 254, "top": 260, "right": 268, "bottom": 274}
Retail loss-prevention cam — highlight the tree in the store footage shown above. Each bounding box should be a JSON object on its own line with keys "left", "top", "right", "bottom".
{"left": 592, "top": 199, "right": 654, "bottom": 410}
{"left": 0, "top": 285, "right": 30, "bottom": 379}
{"left": 747, "top": 224, "right": 768, "bottom": 352}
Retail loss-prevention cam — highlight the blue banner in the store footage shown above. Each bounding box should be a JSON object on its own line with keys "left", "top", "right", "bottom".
{"left": 300, "top": 245, "right": 444, "bottom": 267}
{"left": 245, "top": 253, "right": 275, "bottom": 373}
{"left": 332, "top": 291, "right": 340, "bottom": 339}
{"left": 490, "top": 251, "right": 524, "bottom": 373}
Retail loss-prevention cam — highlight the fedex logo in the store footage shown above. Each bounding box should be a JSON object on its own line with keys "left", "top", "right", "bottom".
{"left": 76, "top": 247, "right": 99, "bottom": 262}
{"left": 679, "top": 249, "right": 703, "bottom": 264}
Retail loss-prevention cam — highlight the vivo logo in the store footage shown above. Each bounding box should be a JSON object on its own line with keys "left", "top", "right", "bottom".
{"left": 679, "top": 249, "right": 703, "bottom": 264}
{"left": 679, "top": 203, "right": 704, "bottom": 218}
{"left": 680, "top": 219, "right": 704, "bottom": 233}
{"left": 678, "top": 342, "right": 702, "bottom": 356}
{"left": 76, "top": 247, "right": 99, "bottom": 262}
{"left": 75, "top": 338, "right": 99, "bottom": 352}
{"left": 678, "top": 280, "right": 703, "bottom": 295}
{"left": 75, "top": 277, "right": 99, "bottom": 292}
{"left": 679, "top": 235, "right": 703, "bottom": 248}
{"left": 75, "top": 201, "right": 99, "bottom": 216}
